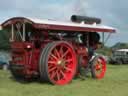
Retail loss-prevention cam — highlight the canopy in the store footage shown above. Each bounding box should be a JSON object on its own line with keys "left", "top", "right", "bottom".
{"left": 1, "top": 17, "right": 116, "bottom": 33}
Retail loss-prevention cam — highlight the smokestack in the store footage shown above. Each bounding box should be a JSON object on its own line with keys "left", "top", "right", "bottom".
{"left": 71, "top": 15, "right": 101, "bottom": 24}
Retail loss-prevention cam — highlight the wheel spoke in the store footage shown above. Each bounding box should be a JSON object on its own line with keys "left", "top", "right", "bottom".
{"left": 54, "top": 48, "right": 60, "bottom": 58}
{"left": 48, "top": 66, "right": 57, "bottom": 73}
{"left": 64, "top": 66, "right": 72, "bottom": 72}
{"left": 50, "top": 70, "right": 57, "bottom": 79}
{"left": 59, "top": 46, "right": 63, "bottom": 56}
{"left": 56, "top": 70, "right": 61, "bottom": 81}
{"left": 48, "top": 60, "right": 57, "bottom": 64}
{"left": 65, "top": 58, "right": 73, "bottom": 63}
{"left": 50, "top": 54, "right": 58, "bottom": 60}
{"left": 62, "top": 48, "right": 70, "bottom": 58}
{"left": 60, "top": 70, "right": 66, "bottom": 79}
{"left": 48, "top": 64, "right": 54, "bottom": 69}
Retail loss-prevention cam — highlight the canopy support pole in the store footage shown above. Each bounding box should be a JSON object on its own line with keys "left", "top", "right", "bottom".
{"left": 11, "top": 24, "right": 14, "bottom": 41}
{"left": 102, "top": 32, "right": 105, "bottom": 47}
{"left": 23, "top": 23, "right": 26, "bottom": 41}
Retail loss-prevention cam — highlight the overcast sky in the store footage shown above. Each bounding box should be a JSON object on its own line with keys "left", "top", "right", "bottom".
{"left": 0, "top": 0, "right": 127, "bottom": 46}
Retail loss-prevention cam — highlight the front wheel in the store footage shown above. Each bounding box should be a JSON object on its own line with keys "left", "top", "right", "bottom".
{"left": 91, "top": 55, "right": 106, "bottom": 79}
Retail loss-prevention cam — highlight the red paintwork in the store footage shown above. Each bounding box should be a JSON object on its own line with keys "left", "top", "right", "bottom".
{"left": 34, "top": 24, "right": 115, "bottom": 33}
{"left": 10, "top": 42, "right": 40, "bottom": 77}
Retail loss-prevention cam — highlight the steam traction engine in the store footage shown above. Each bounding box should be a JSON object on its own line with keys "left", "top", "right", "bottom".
{"left": 1, "top": 15, "right": 115, "bottom": 85}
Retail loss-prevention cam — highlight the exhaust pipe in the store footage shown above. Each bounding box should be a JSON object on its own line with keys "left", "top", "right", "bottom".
{"left": 71, "top": 15, "right": 101, "bottom": 24}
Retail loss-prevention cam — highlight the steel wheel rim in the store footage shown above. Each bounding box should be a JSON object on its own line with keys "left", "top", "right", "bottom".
{"left": 94, "top": 57, "right": 106, "bottom": 79}
{"left": 47, "top": 43, "right": 76, "bottom": 85}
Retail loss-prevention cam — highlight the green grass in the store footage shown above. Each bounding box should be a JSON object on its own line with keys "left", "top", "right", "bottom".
{"left": 0, "top": 64, "right": 128, "bottom": 96}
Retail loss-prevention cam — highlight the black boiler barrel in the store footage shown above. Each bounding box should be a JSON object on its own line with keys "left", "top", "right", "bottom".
{"left": 71, "top": 15, "right": 101, "bottom": 24}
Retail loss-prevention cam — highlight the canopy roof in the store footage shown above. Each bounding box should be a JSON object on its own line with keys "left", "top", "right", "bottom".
{"left": 1, "top": 17, "right": 116, "bottom": 33}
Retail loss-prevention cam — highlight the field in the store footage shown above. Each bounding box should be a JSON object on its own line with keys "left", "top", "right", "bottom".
{"left": 0, "top": 64, "right": 128, "bottom": 96}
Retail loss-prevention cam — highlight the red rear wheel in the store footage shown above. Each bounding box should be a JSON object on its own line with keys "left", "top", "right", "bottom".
{"left": 39, "top": 41, "right": 77, "bottom": 85}
{"left": 91, "top": 55, "right": 106, "bottom": 79}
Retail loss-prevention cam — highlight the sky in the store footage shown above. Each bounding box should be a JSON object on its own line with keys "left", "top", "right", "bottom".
{"left": 0, "top": 0, "right": 127, "bottom": 46}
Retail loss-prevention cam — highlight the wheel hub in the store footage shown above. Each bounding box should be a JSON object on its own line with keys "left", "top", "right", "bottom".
{"left": 57, "top": 59, "right": 66, "bottom": 67}
{"left": 57, "top": 60, "right": 62, "bottom": 65}
{"left": 96, "top": 64, "right": 101, "bottom": 70}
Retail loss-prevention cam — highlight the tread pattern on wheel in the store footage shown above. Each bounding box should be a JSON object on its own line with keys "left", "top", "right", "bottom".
{"left": 39, "top": 42, "right": 55, "bottom": 82}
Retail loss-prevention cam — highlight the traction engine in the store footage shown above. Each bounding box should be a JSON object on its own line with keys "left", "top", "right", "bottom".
{"left": 1, "top": 15, "right": 115, "bottom": 85}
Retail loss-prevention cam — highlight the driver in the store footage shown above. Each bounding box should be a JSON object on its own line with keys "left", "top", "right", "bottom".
{"left": 81, "top": 32, "right": 101, "bottom": 56}
{"left": 88, "top": 32, "right": 101, "bottom": 56}
{"left": 79, "top": 32, "right": 101, "bottom": 79}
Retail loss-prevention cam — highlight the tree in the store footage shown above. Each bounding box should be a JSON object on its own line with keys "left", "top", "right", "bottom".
{"left": 0, "top": 30, "right": 10, "bottom": 50}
